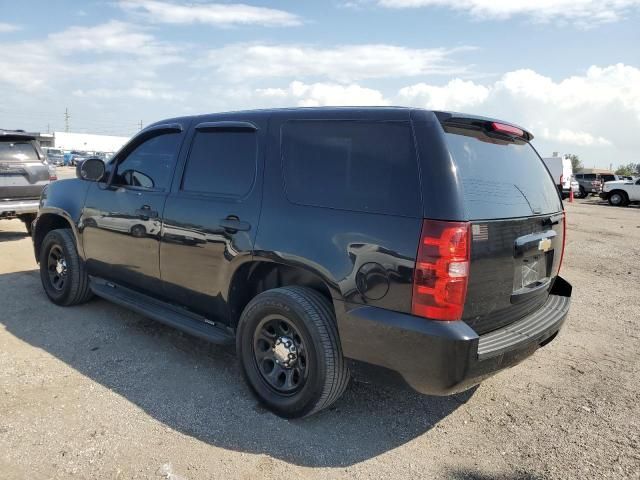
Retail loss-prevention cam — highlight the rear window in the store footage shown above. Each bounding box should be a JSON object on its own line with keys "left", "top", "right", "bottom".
{"left": 0, "top": 141, "right": 39, "bottom": 163}
{"left": 282, "top": 120, "right": 421, "bottom": 216}
{"left": 444, "top": 126, "right": 562, "bottom": 219}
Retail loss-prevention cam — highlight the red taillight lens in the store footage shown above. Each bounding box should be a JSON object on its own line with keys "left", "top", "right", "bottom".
{"left": 49, "top": 175, "right": 57, "bottom": 181}
{"left": 412, "top": 220, "right": 470, "bottom": 321}
{"left": 558, "top": 211, "right": 566, "bottom": 274}
{"left": 491, "top": 122, "right": 524, "bottom": 137}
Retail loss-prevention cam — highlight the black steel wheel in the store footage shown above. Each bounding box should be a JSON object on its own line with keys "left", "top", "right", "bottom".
{"left": 237, "top": 286, "right": 350, "bottom": 418}
{"left": 47, "top": 244, "right": 67, "bottom": 291}
{"left": 253, "top": 314, "right": 309, "bottom": 395}
{"left": 39, "top": 229, "right": 93, "bottom": 306}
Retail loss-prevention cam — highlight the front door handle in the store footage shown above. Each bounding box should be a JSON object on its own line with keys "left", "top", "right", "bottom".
{"left": 219, "top": 217, "right": 251, "bottom": 232}
{"left": 135, "top": 205, "right": 158, "bottom": 218}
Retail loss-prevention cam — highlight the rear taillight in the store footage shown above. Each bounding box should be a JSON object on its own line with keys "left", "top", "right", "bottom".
{"left": 558, "top": 211, "right": 566, "bottom": 274}
{"left": 412, "top": 220, "right": 470, "bottom": 321}
{"left": 49, "top": 174, "right": 57, "bottom": 181}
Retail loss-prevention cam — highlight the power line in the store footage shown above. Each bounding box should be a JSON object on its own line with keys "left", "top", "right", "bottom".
{"left": 64, "top": 108, "right": 70, "bottom": 133}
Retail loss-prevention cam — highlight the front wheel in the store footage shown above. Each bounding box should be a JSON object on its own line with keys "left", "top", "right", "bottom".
{"left": 39, "top": 229, "right": 93, "bottom": 306}
{"left": 608, "top": 191, "right": 628, "bottom": 207}
{"left": 237, "top": 286, "right": 350, "bottom": 418}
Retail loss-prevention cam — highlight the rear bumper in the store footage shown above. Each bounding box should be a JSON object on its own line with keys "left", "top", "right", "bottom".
{"left": 0, "top": 199, "right": 40, "bottom": 216}
{"left": 336, "top": 276, "right": 572, "bottom": 395}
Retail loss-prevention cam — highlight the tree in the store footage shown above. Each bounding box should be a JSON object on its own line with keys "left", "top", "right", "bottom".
{"left": 615, "top": 163, "right": 639, "bottom": 176}
{"left": 566, "top": 154, "right": 582, "bottom": 172}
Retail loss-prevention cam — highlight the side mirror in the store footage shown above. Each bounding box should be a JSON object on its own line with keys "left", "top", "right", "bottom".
{"left": 77, "top": 157, "right": 106, "bottom": 182}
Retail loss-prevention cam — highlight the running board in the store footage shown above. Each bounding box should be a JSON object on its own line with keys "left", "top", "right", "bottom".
{"left": 89, "top": 277, "right": 234, "bottom": 345}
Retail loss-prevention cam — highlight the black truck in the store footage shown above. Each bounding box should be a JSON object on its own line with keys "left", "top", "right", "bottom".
{"left": 1, "top": 130, "right": 53, "bottom": 234}
{"left": 32, "top": 108, "right": 572, "bottom": 418}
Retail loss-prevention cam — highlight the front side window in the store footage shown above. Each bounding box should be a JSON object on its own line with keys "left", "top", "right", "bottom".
{"left": 113, "top": 133, "right": 182, "bottom": 190}
{"left": 282, "top": 120, "right": 421, "bottom": 216}
{"left": 182, "top": 130, "right": 257, "bottom": 197}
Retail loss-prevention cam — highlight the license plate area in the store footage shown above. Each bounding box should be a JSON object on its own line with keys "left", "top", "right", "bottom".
{"left": 511, "top": 251, "right": 553, "bottom": 302}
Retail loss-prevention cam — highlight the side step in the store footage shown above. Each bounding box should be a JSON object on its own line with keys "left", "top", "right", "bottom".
{"left": 90, "top": 277, "right": 235, "bottom": 345}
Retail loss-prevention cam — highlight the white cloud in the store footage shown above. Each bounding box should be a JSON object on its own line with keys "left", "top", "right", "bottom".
{"left": 73, "top": 81, "right": 182, "bottom": 101}
{"left": 48, "top": 21, "right": 180, "bottom": 62}
{"left": 396, "top": 63, "right": 640, "bottom": 154}
{"left": 207, "top": 43, "right": 472, "bottom": 82}
{"left": 0, "top": 23, "right": 21, "bottom": 33}
{"left": 374, "top": 0, "right": 640, "bottom": 27}
{"left": 539, "top": 128, "right": 612, "bottom": 146}
{"left": 254, "top": 81, "right": 390, "bottom": 107}
{"left": 398, "top": 79, "right": 489, "bottom": 110}
{"left": 119, "top": 0, "right": 302, "bottom": 27}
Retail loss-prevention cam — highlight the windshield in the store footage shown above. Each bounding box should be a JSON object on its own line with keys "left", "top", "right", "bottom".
{"left": 0, "top": 141, "right": 40, "bottom": 163}
{"left": 444, "top": 126, "right": 562, "bottom": 219}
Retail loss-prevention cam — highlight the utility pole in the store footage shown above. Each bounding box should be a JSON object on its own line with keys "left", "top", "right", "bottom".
{"left": 138, "top": 120, "right": 143, "bottom": 131}
{"left": 47, "top": 123, "right": 50, "bottom": 134}
{"left": 64, "top": 108, "right": 70, "bottom": 133}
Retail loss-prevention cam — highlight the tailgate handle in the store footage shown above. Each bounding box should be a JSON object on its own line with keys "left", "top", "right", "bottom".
{"left": 514, "top": 230, "right": 557, "bottom": 258}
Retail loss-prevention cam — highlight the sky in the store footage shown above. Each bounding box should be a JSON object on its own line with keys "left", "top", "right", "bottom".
{"left": 0, "top": 0, "right": 639, "bottom": 169}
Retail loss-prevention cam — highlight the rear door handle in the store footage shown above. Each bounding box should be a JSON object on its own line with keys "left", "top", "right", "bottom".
{"left": 219, "top": 217, "right": 251, "bottom": 232}
{"left": 136, "top": 205, "right": 158, "bottom": 218}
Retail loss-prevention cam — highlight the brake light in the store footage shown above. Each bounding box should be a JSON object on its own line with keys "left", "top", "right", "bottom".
{"left": 412, "top": 220, "right": 470, "bottom": 321}
{"left": 558, "top": 212, "right": 566, "bottom": 274}
{"left": 491, "top": 122, "right": 524, "bottom": 137}
{"left": 49, "top": 174, "right": 57, "bottom": 181}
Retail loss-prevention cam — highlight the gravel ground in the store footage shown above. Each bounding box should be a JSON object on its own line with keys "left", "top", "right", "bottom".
{"left": 0, "top": 198, "right": 639, "bottom": 479}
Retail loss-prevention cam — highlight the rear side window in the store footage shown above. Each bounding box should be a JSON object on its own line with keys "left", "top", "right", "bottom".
{"left": 444, "top": 126, "right": 562, "bottom": 219}
{"left": 182, "top": 130, "right": 257, "bottom": 197}
{"left": 0, "top": 141, "right": 39, "bottom": 163}
{"left": 282, "top": 120, "right": 421, "bottom": 216}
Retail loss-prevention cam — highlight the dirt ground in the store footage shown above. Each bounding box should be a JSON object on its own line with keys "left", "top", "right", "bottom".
{"left": 1, "top": 198, "right": 638, "bottom": 480}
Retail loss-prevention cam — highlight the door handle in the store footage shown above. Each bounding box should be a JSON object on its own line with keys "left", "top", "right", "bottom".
{"left": 135, "top": 205, "right": 158, "bottom": 218}
{"left": 219, "top": 217, "right": 251, "bottom": 232}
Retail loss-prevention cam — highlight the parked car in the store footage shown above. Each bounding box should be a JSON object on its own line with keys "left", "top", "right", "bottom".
{"left": 44, "top": 148, "right": 65, "bottom": 166}
{"left": 600, "top": 178, "right": 640, "bottom": 206}
{"left": 32, "top": 108, "right": 572, "bottom": 418}
{"left": 600, "top": 174, "right": 634, "bottom": 184}
{"left": 574, "top": 173, "right": 602, "bottom": 198}
{"left": 69, "top": 150, "right": 93, "bottom": 166}
{"left": 0, "top": 130, "right": 54, "bottom": 234}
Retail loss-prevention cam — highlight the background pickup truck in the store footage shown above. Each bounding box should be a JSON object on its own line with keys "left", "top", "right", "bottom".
{"left": 0, "top": 130, "right": 54, "bottom": 234}
{"left": 600, "top": 178, "right": 640, "bottom": 206}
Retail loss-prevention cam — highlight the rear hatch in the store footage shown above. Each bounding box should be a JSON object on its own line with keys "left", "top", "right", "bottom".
{"left": 441, "top": 118, "right": 565, "bottom": 335}
{"left": 0, "top": 137, "right": 50, "bottom": 200}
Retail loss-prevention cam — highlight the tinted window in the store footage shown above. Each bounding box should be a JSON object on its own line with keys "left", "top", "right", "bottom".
{"left": 113, "top": 133, "right": 181, "bottom": 190}
{"left": 282, "top": 121, "right": 421, "bottom": 216}
{"left": 584, "top": 174, "right": 596, "bottom": 180}
{"left": 182, "top": 130, "right": 256, "bottom": 196}
{"left": 0, "top": 141, "right": 39, "bottom": 163}
{"left": 444, "top": 126, "right": 562, "bottom": 219}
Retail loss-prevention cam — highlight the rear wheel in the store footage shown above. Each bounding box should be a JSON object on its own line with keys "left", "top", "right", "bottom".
{"left": 237, "top": 286, "right": 350, "bottom": 418}
{"left": 578, "top": 186, "right": 587, "bottom": 198}
{"left": 608, "top": 191, "right": 628, "bottom": 207}
{"left": 39, "top": 229, "right": 93, "bottom": 306}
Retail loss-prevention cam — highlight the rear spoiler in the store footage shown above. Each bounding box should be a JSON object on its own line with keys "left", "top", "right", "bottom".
{"left": 433, "top": 111, "right": 534, "bottom": 142}
{"left": 0, "top": 129, "right": 37, "bottom": 141}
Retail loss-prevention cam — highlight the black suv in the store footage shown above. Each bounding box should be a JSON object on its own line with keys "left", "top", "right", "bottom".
{"left": 1, "top": 130, "right": 53, "bottom": 234}
{"left": 33, "top": 108, "right": 572, "bottom": 418}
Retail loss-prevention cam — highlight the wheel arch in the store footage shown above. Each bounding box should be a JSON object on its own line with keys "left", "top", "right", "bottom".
{"left": 227, "top": 260, "right": 337, "bottom": 328}
{"left": 34, "top": 209, "right": 81, "bottom": 262}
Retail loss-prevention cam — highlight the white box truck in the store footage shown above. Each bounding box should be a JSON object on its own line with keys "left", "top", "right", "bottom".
{"left": 542, "top": 154, "right": 573, "bottom": 199}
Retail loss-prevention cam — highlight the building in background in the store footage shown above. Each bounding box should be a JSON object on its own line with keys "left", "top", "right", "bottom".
{"left": 575, "top": 168, "right": 614, "bottom": 175}
{"left": 52, "top": 131, "right": 129, "bottom": 153}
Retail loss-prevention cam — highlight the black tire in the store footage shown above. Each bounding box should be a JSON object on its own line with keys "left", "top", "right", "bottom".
{"left": 608, "top": 191, "right": 628, "bottom": 207}
{"left": 18, "top": 214, "right": 36, "bottom": 236}
{"left": 39, "top": 228, "right": 93, "bottom": 306}
{"left": 130, "top": 224, "right": 146, "bottom": 238}
{"left": 578, "top": 186, "right": 587, "bottom": 198}
{"left": 237, "top": 286, "right": 350, "bottom": 418}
